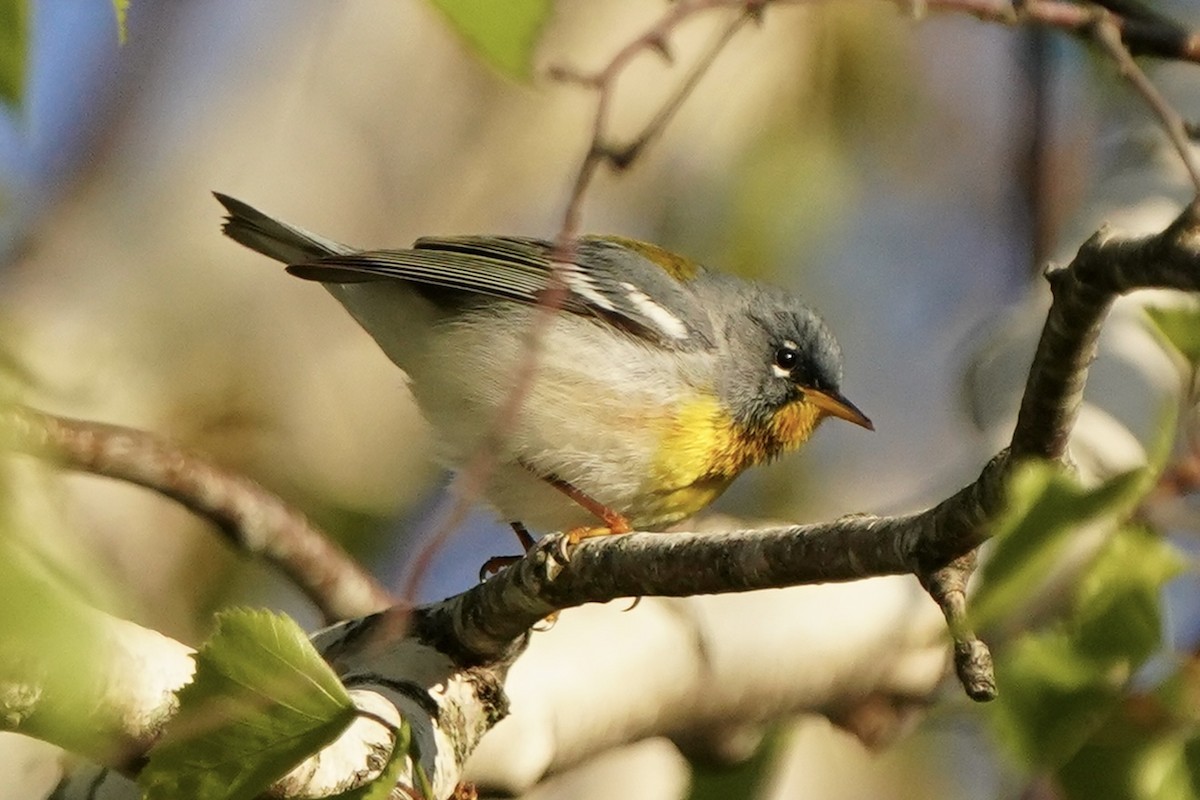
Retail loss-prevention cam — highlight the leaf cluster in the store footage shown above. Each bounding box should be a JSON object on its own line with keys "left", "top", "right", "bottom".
{"left": 981, "top": 313, "right": 1200, "bottom": 800}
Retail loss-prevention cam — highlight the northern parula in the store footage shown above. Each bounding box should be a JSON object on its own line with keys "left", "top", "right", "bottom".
{"left": 215, "top": 193, "right": 872, "bottom": 538}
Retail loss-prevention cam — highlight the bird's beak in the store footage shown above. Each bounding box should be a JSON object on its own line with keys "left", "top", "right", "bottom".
{"left": 806, "top": 389, "right": 874, "bottom": 431}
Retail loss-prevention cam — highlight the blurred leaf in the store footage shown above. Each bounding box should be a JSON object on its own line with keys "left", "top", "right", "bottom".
{"left": 1155, "top": 660, "right": 1200, "bottom": 728}
{"left": 989, "top": 632, "right": 1121, "bottom": 768}
{"left": 426, "top": 0, "right": 551, "bottom": 80}
{"left": 987, "top": 499, "right": 1183, "bottom": 776}
{"left": 1186, "top": 736, "right": 1200, "bottom": 788}
{"left": 113, "top": 0, "right": 130, "bottom": 45}
{"left": 1145, "top": 302, "right": 1200, "bottom": 368}
{"left": 141, "top": 609, "right": 355, "bottom": 800}
{"left": 971, "top": 463, "right": 1149, "bottom": 628}
{"left": 1057, "top": 702, "right": 1198, "bottom": 800}
{"left": 1073, "top": 525, "right": 1184, "bottom": 666}
{"left": 0, "top": 522, "right": 110, "bottom": 747}
{"left": 0, "top": 0, "right": 26, "bottom": 109}
{"left": 330, "top": 719, "right": 411, "bottom": 800}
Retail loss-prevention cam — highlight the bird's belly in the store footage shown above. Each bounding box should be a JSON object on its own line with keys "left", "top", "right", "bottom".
{"left": 625, "top": 475, "right": 736, "bottom": 529}
{"left": 482, "top": 395, "right": 747, "bottom": 533}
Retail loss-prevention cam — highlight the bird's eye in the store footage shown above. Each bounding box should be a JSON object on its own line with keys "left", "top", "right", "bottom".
{"left": 773, "top": 346, "right": 798, "bottom": 371}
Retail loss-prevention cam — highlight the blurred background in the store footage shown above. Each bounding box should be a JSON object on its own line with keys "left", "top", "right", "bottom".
{"left": 1, "top": 1, "right": 1198, "bottom": 798}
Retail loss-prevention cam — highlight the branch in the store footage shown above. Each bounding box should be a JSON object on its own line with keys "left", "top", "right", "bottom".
{"left": 28, "top": 205, "right": 1200, "bottom": 796}
{"left": 465, "top": 593, "right": 946, "bottom": 792}
{"left": 0, "top": 405, "right": 394, "bottom": 623}
{"left": 0, "top": 604, "right": 195, "bottom": 773}
{"left": 1091, "top": 13, "right": 1200, "bottom": 196}
{"left": 1013, "top": 203, "right": 1200, "bottom": 458}
{"left": 919, "top": 0, "right": 1200, "bottom": 65}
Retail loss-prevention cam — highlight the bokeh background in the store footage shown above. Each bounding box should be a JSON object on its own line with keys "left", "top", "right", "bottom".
{"left": 2, "top": 1, "right": 1198, "bottom": 798}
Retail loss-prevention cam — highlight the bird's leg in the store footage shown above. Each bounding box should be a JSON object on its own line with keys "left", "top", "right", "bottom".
{"left": 510, "top": 521, "right": 537, "bottom": 550}
{"left": 479, "top": 469, "right": 633, "bottom": 582}
{"left": 543, "top": 479, "right": 645, "bottom": 612}
{"left": 477, "top": 522, "right": 537, "bottom": 581}
{"left": 539, "top": 477, "right": 647, "bottom": 611}
{"left": 479, "top": 521, "right": 564, "bottom": 630}
{"left": 540, "top": 474, "right": 633, "bottom": 541}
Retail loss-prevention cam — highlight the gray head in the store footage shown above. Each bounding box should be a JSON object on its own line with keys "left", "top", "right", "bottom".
{"left": 715, "top": 283, "right": 872, "bottom": 439}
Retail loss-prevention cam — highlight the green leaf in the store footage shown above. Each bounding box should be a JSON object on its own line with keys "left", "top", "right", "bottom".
{"left": 140, "top": 609, "right": 355, "bottom": 800}
{"left": 426, "top": 0, "right": 552, "bottom": 80}
{"left": 112, "top": 0, "right": 130, "bottom": 45}
{"left": 1185, "top": 736, "right": 1200, "bottom": 792}
{"left": 0, "top": 0, "right": 27, "bottom": 109}
{"left": 1072, "top": 525, "right": 1184, "bottom": 666}
{"left": 988, "top": 632, "right": 1121, "bottom": 769}
{"left": 971, "top": 463, "right": 1149, "bottom": 628}
{"left": 331, "top": 719, "right": 412, "bottom": 800}
{"left": 1146, "top": 301, "right": 1200, "bottom": 368}
{"left": 0, "top": 524, "right": 112, "bottom": 753}
{"left": 1058, "top": 705, "right": 1198, "bottom": 800}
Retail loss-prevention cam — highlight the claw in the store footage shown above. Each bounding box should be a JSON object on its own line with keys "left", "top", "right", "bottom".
{"left": 550, "top": 533, "right": 573, "bottom": 567}
{"left": 532, "top": 611, "right": 560, "bottom": 632}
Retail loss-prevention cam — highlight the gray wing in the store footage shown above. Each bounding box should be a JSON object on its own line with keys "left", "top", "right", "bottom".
{"left": 287, "top": 235, "right": 716, "bottom": 350}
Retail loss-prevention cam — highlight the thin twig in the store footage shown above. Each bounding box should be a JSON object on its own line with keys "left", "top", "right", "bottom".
{"left": 0, "top": 405, "right": 393, "bottom": 623}
{"left": 916, "top": 0, "right": 1200, "bottom": 65}
{"left": 553, "top": 0, "right": 772, "bottom": 233}
{"left": 1092, "top": 13, "right": 1200, "bottom": 197}
{"left": 613, "top": 11, "right": 757, "bottom": 170}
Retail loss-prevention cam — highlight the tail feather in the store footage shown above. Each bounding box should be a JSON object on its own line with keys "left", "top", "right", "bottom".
{"left": 214, "top": 192, "right": 354, "bottom": 264}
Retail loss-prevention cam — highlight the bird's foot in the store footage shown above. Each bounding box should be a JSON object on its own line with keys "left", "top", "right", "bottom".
{"left": 563, "top": 514, "right": 633, "bottom": 545}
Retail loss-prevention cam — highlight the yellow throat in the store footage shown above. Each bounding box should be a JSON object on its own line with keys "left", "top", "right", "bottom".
{"left": 644, "top": 395, "right": 825, "bottom": 526}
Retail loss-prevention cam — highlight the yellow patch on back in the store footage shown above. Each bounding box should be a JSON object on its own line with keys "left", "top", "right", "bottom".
{"left": 590, "top": 235, "right": 700, "bottom": 282}
{"left": 645, "top": 395, "right": 825, "bottom": 524}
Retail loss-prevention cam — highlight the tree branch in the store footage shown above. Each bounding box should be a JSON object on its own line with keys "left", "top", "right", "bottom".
{"left": 1092, "top": 12, "right": 1200, "bottom": 196}
{"left": 0, "top": 405, "right": 393, "bottom": 624}
{"left": 918, "top": 0, "right": 1200, "bottom": 65}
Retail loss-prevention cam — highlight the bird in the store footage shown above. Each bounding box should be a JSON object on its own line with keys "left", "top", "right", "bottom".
{"left": 214, "top": 192, "right": 873, "bottom": 546}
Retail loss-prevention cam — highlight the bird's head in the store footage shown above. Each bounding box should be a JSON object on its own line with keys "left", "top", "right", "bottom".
{"left": 716, "top": 286, "right": 872, "bottom": 455}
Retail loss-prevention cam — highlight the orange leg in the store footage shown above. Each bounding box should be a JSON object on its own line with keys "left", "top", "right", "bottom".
{"left": 540, "top": 474, "right": 632, "bottom": 535}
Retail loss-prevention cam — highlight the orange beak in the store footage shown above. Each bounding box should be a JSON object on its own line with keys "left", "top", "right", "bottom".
{"left": 806, "top": 389, "right": 874, "bottom": 431}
